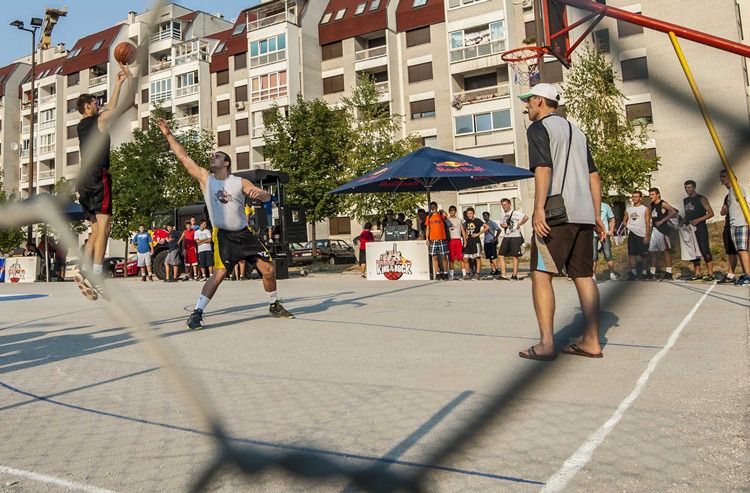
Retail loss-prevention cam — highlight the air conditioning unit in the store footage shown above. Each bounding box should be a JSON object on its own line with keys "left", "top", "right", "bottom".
{"left": 235, "top": 101, "right": 245, "bottom": 111}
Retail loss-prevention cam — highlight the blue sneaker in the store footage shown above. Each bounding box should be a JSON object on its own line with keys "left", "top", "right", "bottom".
{"left": 735, "top": 275, "right": 750, "bottom": 287}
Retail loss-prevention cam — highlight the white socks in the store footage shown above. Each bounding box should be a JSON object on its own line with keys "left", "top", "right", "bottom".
{"left": 195, "top": 295, "right": 211, "bottom": 311}
{"left": 650, "top": 267, "right": 656, "bottom": 274}
{"left": 268, "top": 290, "right": 278, "bottom": 304}
{"left": 93, "top": 264, "right": 103, "bottom": 275}
{"left": 666, "top": 267, "right": 672, "bottom": 274}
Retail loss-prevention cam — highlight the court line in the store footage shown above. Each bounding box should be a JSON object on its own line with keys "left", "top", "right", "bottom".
{"left": 541, "top": 282, "right": 717, "bottom": 492}
{"left": 0, "top": 464, "right": 117, "bottom": 493}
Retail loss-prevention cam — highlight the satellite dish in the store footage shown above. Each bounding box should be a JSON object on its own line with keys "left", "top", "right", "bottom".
{"left": 10, "top": 143, "right": 19, "bottom": 151}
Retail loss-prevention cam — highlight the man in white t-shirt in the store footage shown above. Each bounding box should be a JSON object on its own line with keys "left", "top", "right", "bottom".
{"left": 498, "top": 198, "right": 528, "bottom": 280}
{"left": 720, "top": 169, "right": 750, "bottom": 286}
{"left": 446, "top": 206, "right": 465, "bottom": 280}
{"left": 622, "top": 190, "right": 651, "bottom": 280}
{"left": 194, "top": 219, "right": 213, "bottom": 281}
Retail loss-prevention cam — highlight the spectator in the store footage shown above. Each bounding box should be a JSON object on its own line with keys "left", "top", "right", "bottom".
{"left": 397, "top": 212, "right": 406, "bottom": 225}
{"left": 499, "top": 198, "right": 528, "bottom": 280}
{"left": 132, "top": 224, "right": 155, "bottom": 282}
{"left": 683, "top": 180, "right": 715, "bottom": 281}
{"left": 481, "top": 211, "right": 501, "bottom": 277}
{"left": 417, "top": 209, "right": 427, "bottom": 239}
{"left": 358, "top": 222, "right": 375, "bottom": 278}
{"left": 54, "top": 239, "right": 68, "bottom": 281}
{"left": 623, "top": 190, "right": 651, "bottom": 280}
{"left": 190, "top": 216, "right": 200, "bottom": 231}
{"left": 24, "top": 242, "right": 38, "bottom": 257}
{"left": 165, "top": 224, "right": 181, "bottom": 282}
{"left": 719, "top": 189, "right": 738, "bottom": 284}
{"left": 446, "top": 206, "right": 464, "bottom": 280}
{"left": 405, "top": 219, "right": 419, "bottom": 240}
{"left": 425, "top": 201, "right": 449, "bottom": 280}
{"left": 593, "top": 201, "right": 618, "bottom": 281}
{"left": 462, "top": 207, "right": 487, "bottom": 280}
{"left": 648, "top": 187, "right": 678, "bottom": 280}
{"left": 179, "top": 220, "right": 199, "bottom": 280}
{"left": 194, "top": 220, "right": 213, "bottom": 281}
{"left": 720, "top": 169, "right": 749, "bottom": 286}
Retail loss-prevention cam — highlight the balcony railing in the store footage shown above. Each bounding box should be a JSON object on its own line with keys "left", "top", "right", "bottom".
{"left": 450, "top": 39, "right": 505, "bottom": 63}
{"left": 38, "top": 94, "right": 57, "bottom": 105}
{"left": 150, "top": 60, "right": 173, "bottom": 73}
{"left": 39, "top": 144, "right": 56, "bottom": 155}
{"left": 174, "top": 51, "right": 208, "bottom": 66}
{"left": 355, "top": 45, "right": 387, "bottom": 62}
{"left": 251, "top": 126, "right": 266, "bottom": 138}
{"left": 150, "top": 92, "right": 172, "bottom": 104}
{"left": 20, "top": 171, "right": 28, "bottom": 183}
{"left": 175, "top": 84, "right": 199, "bottom": 98}
{"left": 253, "top": 160, "right": 271, "bottom": 170}
{"left": 175, "top": 114, "right": 200, "bottom": 128}
{"left": 20, "top": 149, "right": 29, "bottom": 158}
{"left": 21, "top": 122, "right": 36, "bottom": 134}
{"left": 374, "top": 81, "right": 389, "bottom": 94}
{"left": 247, "top": 10, "right": 295, "bottom": 31}
{"left": 151, "top": 28, "right": 181, "bottom": 43}
{"left": 40, "top": 120, "right": 56, "bottom": 130}
{"left": 250, "top": 50, "right": 286, "bottom": 68}
{"left": 89, "top": 74, "right": 108, "bottom": 86}
{"left": 251, "top": 86, "right": 288, "bottom": 103}
{"left": 37, "top": 169, "right": 55, "bottom": 180}
{"left": 452, "top": 83, "right": 510, "bottom": 108}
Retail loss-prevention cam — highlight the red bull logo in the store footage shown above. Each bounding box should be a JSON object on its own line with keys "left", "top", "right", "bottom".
{"left": 435, "top": 161, "right": 469, "bottom": 168}
{"left": 434, "top": 161, "right": 486, "bottom": 173}
{"left": 356, "top": 167, "right": 389, "bottom": 183}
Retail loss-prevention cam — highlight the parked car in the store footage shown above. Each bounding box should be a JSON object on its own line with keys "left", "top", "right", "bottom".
{"left": 291, "top": 239, "right": 357, "bottom": 265}
{"left": 114, "top": 254, "right": 139, "bottom": 277}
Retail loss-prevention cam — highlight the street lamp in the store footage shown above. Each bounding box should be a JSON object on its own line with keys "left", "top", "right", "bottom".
{"left": 11, "top": 17, "right": 43, "bottom": 243}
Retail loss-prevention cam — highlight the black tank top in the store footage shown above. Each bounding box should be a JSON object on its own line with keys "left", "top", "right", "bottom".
{"left": 651, "top": 200, "right": 671, "bottom": 234}
{"left": 77, "top": 114, "right": 111, "bottom": 173}
{"left": 683, "top": 194, "right": 707, "bottom": 223}
{"left": 723, "top": 195, "right": 730, "bottom": 232}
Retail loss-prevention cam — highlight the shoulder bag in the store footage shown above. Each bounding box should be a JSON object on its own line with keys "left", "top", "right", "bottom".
{"left": 544, "top": 120, "right": 573, "bottom": 226}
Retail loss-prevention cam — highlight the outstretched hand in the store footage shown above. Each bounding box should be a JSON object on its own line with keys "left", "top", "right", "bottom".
{"left": 156, "top": 118, "right": 171, "bottom": 136}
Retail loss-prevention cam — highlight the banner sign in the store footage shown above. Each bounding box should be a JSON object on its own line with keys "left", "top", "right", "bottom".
{"left": 4, "top": 256, "right": 39, "bottom": 283}
{"left": 366, "top": 241, "right": 430, "bottom": 281}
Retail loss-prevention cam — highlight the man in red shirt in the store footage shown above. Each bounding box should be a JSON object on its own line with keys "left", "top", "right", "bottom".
{"left": 358, "top": 222, "right": 375, "bottom": 278}
{"left": 425, "top": 201, "right": 449, "bottom": 280}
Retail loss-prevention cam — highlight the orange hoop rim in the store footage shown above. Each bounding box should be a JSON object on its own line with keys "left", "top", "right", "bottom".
{"left": 501, "top": 46, "right": 549, "bottom": 63}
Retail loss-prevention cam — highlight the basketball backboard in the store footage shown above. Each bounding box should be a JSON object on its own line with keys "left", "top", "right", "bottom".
{"left": 537, "top": 0, "right": 571, "bottom": 67}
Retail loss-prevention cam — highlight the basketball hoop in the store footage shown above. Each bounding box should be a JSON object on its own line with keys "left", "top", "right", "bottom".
{"left": 501, "top": 46, "right": 548, "bottom": 86}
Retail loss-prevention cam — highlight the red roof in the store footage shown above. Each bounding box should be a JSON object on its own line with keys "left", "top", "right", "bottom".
{"left": 319, "top": 0, "right": 389, "bottom": 45}
{"left": 21, "top": 56, "right": 66, "bottom": 85}
{"left": 396, "top": 0, "right": 444, "bottom": 32}
{"left": 177, "top": 11, "right": 199, "bottom": 22}
{"left": 62, "top": 24, "right": 124, "bottom": 76}
{"left": 210, "top": 11, "right": 249, "bottom": 73}
{"left": 0, "top": 63, "right": 25, "bottom": 99}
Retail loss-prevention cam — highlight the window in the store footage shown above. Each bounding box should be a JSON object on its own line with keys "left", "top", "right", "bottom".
{"left": 410, "top": 99, "right": 435, "bottom": 119}
{"left": 334, "top": 9, "right": 346, "bottom": 20}
{"left": 67, "top": 72, "right": 79, "bottom": 87}
{"left": 66, "top": 48, "right": 82, "bottom": 59}
{"left": 618, "top": 17, "right": 643, "bottom": 37}
{"left": 413, "top": 0, "right": 428, "bottom": 6}
{"left": 321, "top": 12, "right": 332, "bottom": 24}
{"left": 542, "top": 60, "right": 564, "bottom": 83}
{"left": 217, "top": 99, "right": 230, "bottom": 116}
{"left": 177, "top": 71, "right": 198, "bottom": 88}
{"left": 149, "top": 78, "right": 171, "bottom": 103}
{"left": 621, "top": 57, "right": 648, "bottom": 81}
{"left": 354, "top": 3, "right": 366, "bottom": 15}
{"left": 141, "top": 116, "right": 149, "bottom": 131}
{"left": 217, "top": 130, "right": 230, "bottom": 146}
{"left": 92, "top": 40, "right": 103, "bottom": 51}
{"left": 141, "top": 88, "right": 149, "bottom": 104}
{"left": 67, "top": 125, "right": 77, "bottom": 139}
{"left": 216, "top": 70, "right": 229, "bottom": 86}
{"left": 641, "top": 148, "right": 657, "bottom": 161}
{"left": 216, "top": 42, "right": 226, "bottom": 53}
{"left": 236, "top": 118, "right": 249, "bottom": 136}
{"left": 329, "top": 217, "right": 352, "bottom": 235}
{"left": 233, "top": 23, "right": 246, "bottom": 35}
{"left": 322, "top": 41, "right": 343, "bottom": 60}
{"left": 235, "top": 85, "right": 248, "bottom": 102}
{"left": 250, "top": 33, "right": 287, "bottom": 66}
{"left": 524, "top": 21, "right": 536, "bottom": 42}
{"left": 40, "top": 108, "right": 55, "bottom": 123}
{"left": 66, "top": 151, "right": 79, "bottom": 166}
{"left": 234, "top": 53, "right": 247, "bottom": 70}
{"left": 450, "top": 21, "right": 505, "bottom": 62}
{"left": 251, "top": 70, "right": 288, "bottom": 102}
{"left": 67, "top": 98, "right": 77, "bottom": 113}
{"left": 421, "top": 135, "right": 438, "bottom": 147}
{"left": 406, "top": 26, "right": 430, "bottom": 47}
{"left": 323, "top": 74, "right": 345, "bottom": 94}
{"left": 408, "top": 62, "right": 433, "bottom": 83}
{"left": 236, "top": 151, "right": 250, "bottom": 170}
{"left": 454, "top": 110, "right": 511, "bottom": 135}
{"left": 626, "top": 102, "right": 653, "bottom": 124}
{"left": 594, "top": 29, "right": 610, "bottom": 53}
{"left": 464, "top": 72, "right": 497, "bottom": 90}
{"left": 370, "top": 0, "right": 381, "bottom": 10}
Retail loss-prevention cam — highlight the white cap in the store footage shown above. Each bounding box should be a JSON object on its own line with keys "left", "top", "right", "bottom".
{"left": 518, "top": 83, "right": 560, "bottom": 102}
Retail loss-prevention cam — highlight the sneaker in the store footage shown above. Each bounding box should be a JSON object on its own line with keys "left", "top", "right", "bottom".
{"left": 511, "top": 275, "right": 519, "bottom": 281}
{"left": 719, "top": 275, "right": 737, "bottom": 284}
{"left": 149, "top": 275, "right": 155, "bottom": 281}
{"left": 662, "top": 273, "right": 673, "bottom": 280}
{"left": 627, "top": 272, "right": 638, "bottom": 281}
{"left": 269, "top": 301, "right": 294, "bottom": 318}
{"left": 688, "top": 274, "right": 703, "bottom": 281}
{"left": 463, "top": 274, "right": 472, "bottom": 281}
{"left": 609, "top": 272, "right": 621, "bottom": 281}
{"left": 141, "top": 276, "right": 147, "bottom": 282}
{"left": 73, "top": 271, "right": 99, "bottom": 301}
{"left": 186, "top": 309, "right": 204, "bottom": 330}
{"left": 735, "top": 276, "right": 750, "bottom": 287}
{"left": 702, "top": 274, "right": 715, "bottom": 282}
{"left": 641, "top": 273, "right": 654, "bottom": 281}
{"left": 473, "top": 273, "right": 481, "bottom": 281}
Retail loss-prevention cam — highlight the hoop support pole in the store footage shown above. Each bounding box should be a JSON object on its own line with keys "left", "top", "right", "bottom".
{"left": 668, "top": 31, "right": 750, "bottom": 227}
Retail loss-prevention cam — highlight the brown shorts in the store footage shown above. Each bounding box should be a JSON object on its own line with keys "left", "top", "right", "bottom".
{"left": 531, "top": 223, "right": 594, "bottom": 278}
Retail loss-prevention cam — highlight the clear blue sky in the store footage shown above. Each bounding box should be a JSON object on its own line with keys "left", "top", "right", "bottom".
{"left": 1, "top": 0, "right": 260, "bottom": 66}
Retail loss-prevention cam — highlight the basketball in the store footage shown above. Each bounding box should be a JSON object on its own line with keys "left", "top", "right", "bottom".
{"left": 114, "top": 41, "right": 137, "bottom": 64}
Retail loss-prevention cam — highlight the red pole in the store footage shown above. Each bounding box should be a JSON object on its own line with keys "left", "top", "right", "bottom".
{"left": 556, "top": 0, "right": 750, "bottom": 59}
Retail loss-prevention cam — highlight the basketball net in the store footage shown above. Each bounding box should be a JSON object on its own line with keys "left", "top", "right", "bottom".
{"left": 501, "top": 46, "right": 547, "bottom": 86}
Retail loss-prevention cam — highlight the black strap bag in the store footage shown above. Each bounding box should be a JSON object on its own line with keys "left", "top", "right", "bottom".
{"left": 544, "top": 120, "right": 573, "bottom": 227}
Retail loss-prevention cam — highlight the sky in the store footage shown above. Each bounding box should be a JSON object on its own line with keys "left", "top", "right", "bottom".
{"left": 0, "top": 0, "right": 260, "bottom": 66}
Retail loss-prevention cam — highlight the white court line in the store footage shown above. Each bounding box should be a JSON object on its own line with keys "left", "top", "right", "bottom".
{"left": 542, "top": 282, "right": 717, "bottom": 493}
{"left": 0, "top": 464, "right": 117, "bottom": 493}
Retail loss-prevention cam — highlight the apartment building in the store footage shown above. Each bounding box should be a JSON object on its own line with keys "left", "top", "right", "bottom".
{"left": 210, "top": 0, "right": 327, "bottom": 173}
{"left": 0, "top": 62, "right": 30, "bottom": 196}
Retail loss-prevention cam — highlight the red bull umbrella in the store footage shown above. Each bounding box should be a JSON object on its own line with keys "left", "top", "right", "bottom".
{"left": 330, "top": 147, "right": 533, "bottom": 195}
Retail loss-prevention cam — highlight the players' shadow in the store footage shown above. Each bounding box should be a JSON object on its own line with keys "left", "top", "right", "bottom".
{"left": 669, "top": 282, "right": 750, "bottom": 308}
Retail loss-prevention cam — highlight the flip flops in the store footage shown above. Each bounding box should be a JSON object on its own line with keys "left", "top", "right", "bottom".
{"left": 519, "top": 346, "right": 556, "bottom": 361}
{"left": 561, "top": 343, "right": 603, "bottom": 358}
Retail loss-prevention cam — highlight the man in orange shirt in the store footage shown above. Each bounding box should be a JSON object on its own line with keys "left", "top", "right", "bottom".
{"left": 425, "top": 201, "right": 449, "bottom": 280}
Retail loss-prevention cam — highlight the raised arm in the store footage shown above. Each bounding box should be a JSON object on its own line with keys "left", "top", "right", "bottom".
{"left": 98, "top": 64, "right": 135, "bottom": 129}
{"left": 241, "top": 179, "right": 272, "bottom": 202}
{"left": 157, "top": 119, "right": 209, "bottom": 186}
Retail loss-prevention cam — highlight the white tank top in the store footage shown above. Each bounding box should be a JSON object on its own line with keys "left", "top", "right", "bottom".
{"left": 203, "top": 174, "right": 248, "bottom": 231}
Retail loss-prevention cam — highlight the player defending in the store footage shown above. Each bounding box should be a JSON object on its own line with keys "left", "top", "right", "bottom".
{"left": 157, "top": 119, "right": 293, "bottom": 329}
{"left": 74, "top": 64, "right": 133, "bottom": 300}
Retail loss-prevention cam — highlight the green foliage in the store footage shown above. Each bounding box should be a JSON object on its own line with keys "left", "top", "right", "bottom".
{"left": 263, "top": 94, "right": 350, "bottom": 223}
{"left": 339, "top": 75, "right": 422, "bottom": 222}
{"left": 562, "top": 46, "right": 659, "bottom": 199}
{"left": 0, "top": 172, "right": 26, "bottom": 255}
{"left": 109, "top": 107, "right": 213, "bottom": 240}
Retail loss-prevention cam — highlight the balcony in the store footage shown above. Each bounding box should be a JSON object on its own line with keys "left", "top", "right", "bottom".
{"left": 175, "top": 84, "right": 199, "bottom": 98}
{"left": 40, "top": 120, "right": 56, "bottom": 130}
{"left": 252, "top": 126, "right": 266, "bottom": 138}
{"left": 450, "top": 40, "right": 505, "bottom": 63}
{"left": 151, "top": 27, "right": 181, "bottom": 43}
{"left": 250, "top": 50, "right": 286, "bottom": 68}
{"left": 174, "top": 51, "right": 208, "bottom": 66}
{"left": 150, "top": 92, "right": 172, "bottom": 104}
{"left": 150, "top": 60, "right": 173, "bottom": 73}
{"left": 21, "top": 122, "right": 37, "bottom": 134}
{"left": 89, "top": 74, "right": 108, "bottom": 87}
{"left": 374, "top": 81, "right": 389, "bottom": 94}
{"left": 20, "top": 170, "right": 28, "bottom": 183}
{"left": 37, "top": 169, "right": 55, "bottom": 180}
{"left": 253, "top": 160, "right": 271, "bottom": 170}
{"left": 251, "top": 86, "right": 288, "bottom": 103}
{"left": 451, "top": 83, "right": 510, "bottom": 108}
{"left": 175, "top": 114, "right": 199, "bottom": 128}
{"left": 38, "top": 94, "right": 57, "bottom": 105}
{"left": 355, "top": 45, "right": 387, "bottom": 62}
{"left": 20, "top": 149, "right": 29, "bottom": 158}
{"left": 39, "top": 144, "right": 56, "bottom": 155}
{"left": 247, "top": 10, "right": 296, "bottom": 31}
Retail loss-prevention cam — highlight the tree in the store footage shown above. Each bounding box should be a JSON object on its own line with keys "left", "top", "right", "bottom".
{"left": 0, "top": 172, "right": 25, "bottom": 255}
{"left": 562, "top": 46, "right": 659, "bottom": 198}
{"left": 263, "top": 94, "right": 351, "bottom": 251}
{"left": 109, "top": 108, "right": 213, "bottom": 242}
{"left": 340, "top": 75, "right": 422, "bottom": 222}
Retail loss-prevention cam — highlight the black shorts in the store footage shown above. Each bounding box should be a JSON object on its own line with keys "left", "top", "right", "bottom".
{"left": 78, "top": 168, "right": 112, "bottom": 222}
{"left": 723, "top": 227, "right": 737, "bottom": 255}
{"left": 484, "top": 242, "right": 498, "bottom": 260}
{"left": 694, "top": 223, "right": 713, "bottom": 262}
{"left": 216, "top": 228, "right": 271, "bottom": 273}
{"left": 359, "top": 249, "right": 367, "bottom": 264}
{"left": 499, "top": 237, "right": 524, "bottom": 257}
{"left": 198, "top": 250, "right": 214, "bottom": 267}
{"left": 531, "top": 223, "right": 594, "bottom": 278}
{"left": 627, "top": 233, "right": 649, "bottom": 257}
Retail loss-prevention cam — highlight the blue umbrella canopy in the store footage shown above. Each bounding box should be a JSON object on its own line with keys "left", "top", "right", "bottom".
{"left": 330, "top": 147, "right": 533, "bottom": 194}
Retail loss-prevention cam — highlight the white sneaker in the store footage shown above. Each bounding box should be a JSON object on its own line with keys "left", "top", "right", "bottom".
{"left": 609, "top": 272, "right": 620, "bottom": 281}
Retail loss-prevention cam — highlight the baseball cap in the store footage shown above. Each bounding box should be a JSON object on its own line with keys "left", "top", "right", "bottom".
{"left": 518, "top": 83, "right": 560, "bottom": 102}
